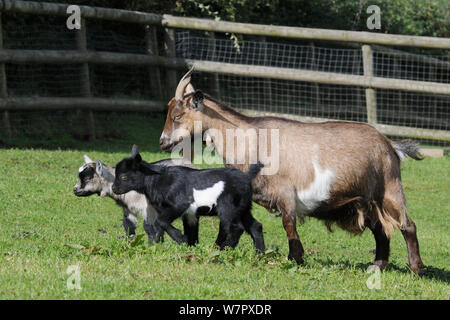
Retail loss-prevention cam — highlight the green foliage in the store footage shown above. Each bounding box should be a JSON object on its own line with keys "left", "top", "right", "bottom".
{"left": 30, "top": 0, "right": 449, "bottom": 37}
{"left": 171, "top": 0, "right": 449, "bottom": 37}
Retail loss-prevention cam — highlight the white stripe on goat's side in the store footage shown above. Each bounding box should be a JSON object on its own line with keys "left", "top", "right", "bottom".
{"left": 184, "top": 181, "right": 225, "bottom": 216}
{"left": 296, "top": 161, "right": 335, "bottom": 217}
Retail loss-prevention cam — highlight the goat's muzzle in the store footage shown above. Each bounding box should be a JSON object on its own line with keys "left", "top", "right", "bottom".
{"left": 160, "top": 141, "right": 174, "bottom": 152}
{"left": 159, "top": 132, "right": 173, "bottom": 152}
{"left": 73, "top": 186, "right": 95, "bottom": 197}
{"left": 112, "top": 183, "right": 126, "bottom": 195}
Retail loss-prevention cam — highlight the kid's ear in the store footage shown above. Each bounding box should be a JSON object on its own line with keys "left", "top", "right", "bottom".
{"left": 131, "top": 144, "right": 139, "bottom": 158}
{"left": 134, "top": 153, "right": 142, "bottom": 164}
{"left": 84, "top": 154, "right": 93, "bottom": 164}
{"left": 131, "top": 153, "right": 142, "bottom": 170}
{"left": 130, "top": 144, "right": 142, "bottom": 168}
{"left": 96, "top": 160, "right": 105, "bottom": 176}
{"left": 190, "top": 90, "right": 204, "bottom": 111}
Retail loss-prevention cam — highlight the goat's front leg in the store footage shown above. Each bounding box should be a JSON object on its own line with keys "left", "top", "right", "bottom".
{"left": 215, "top": 221, "right": 228, "bottom": 248}
{"left": 278, "top": 194, "right": 304, "bottom": 264}
{"left": 156, "top": 211, "right": 186, "bottom": 245}
{"left": 182, "top": 214, "right": 199, "bottom": 246}
{"left": 282, "top": 213, "right": 304, "bottom": 264}
{"left": 144, "top": 219, "right": 164, "bottom": 243}
{"left": 122, "top": 209, "right": 137, "bottom": 237}
{"left": 144, "top": 206, "right": 164, "bottom": 243}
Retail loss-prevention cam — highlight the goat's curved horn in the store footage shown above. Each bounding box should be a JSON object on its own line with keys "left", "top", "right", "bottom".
{"left": 175, "top": 65, "right": 195, "bottom": 100}
{"left": 185, "top": 83, "right": 195, "bottom": 95}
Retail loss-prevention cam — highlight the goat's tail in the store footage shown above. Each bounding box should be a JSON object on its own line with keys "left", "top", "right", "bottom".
{"left": 247, "top": 161, "right": 264, "bottom": 180}
{"left": 391, "top": 139, "right": 424, "bottom": 161}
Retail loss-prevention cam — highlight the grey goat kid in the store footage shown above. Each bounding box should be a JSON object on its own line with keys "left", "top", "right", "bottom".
{"left": 73, "top": 154, "right": 198, "bottom": 242}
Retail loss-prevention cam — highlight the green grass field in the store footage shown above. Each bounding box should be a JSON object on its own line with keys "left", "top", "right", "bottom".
{"left": 0, "top": 114, "right": 448, "bottom": 299}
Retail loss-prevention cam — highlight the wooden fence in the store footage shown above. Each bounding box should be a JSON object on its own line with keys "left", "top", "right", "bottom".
{"left": 0, "top": 0, "right": 449, "bottom": 141}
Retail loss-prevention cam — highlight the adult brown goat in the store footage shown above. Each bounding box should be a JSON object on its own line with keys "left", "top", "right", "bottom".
{"left": 159, "top": 68, "right": 425, "bottom": 275}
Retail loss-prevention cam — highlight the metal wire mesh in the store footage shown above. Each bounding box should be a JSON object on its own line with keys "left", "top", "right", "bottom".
{"left": 176, "top": 31, "right": 363, "bottom": 74}
{"left": 2, "top": 14, "right": 156, "bottom": 100}
{"left": 3, "top": 16, "right": 76, "bottom": 50}
{"left": 373, "top": 48, "right": 450, "bottom": 84}
{"left": 190, "top": 72, "right": 367, "bottom": 123}
{"left": 6, "top": 63, "right": 83, "bottom": 97}
{"left": 85, "top": 20, "right": 146, "bottom": 54}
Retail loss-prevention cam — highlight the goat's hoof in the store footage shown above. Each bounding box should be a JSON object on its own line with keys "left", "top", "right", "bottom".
{"left": 373, "top": 260, "right": 389, "bottom": 270}
{"left": 148, "top": 235, "right": 164, "bottom": 243}
{"left": 410, "top": 263, "right": 424, "bottom": 276}
{"left": 256, "top": 248, "right": 265, "bottom": 255}
{"left": 288, "top": 254, "right": 304, "bottom": 265}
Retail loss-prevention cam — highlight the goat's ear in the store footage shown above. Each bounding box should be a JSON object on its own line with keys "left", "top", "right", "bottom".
{"left": 84, "top": 154, "right": 93, "bottom": 164}
{"left": 95, "top": 160, "right": 105, "bottom": 177}
{"left": 189, "top": 90, "right": 204, "bottom": 111}
{"left": 134, "top": 153, "right": 142, "bottom": 164}
{"left": 131, "top": 144, "right": 139, "bottom": 158}
{"left": 142, "top": 164, "right": 162, "bottom": 175}
{"left": 130, "top": 144, "right": 142, "bottom": 165}
{"left": 131, "top": 152, "right": 142, "bottom": 170}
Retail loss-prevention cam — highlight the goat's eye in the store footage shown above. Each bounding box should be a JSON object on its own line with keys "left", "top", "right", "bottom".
{"left": 174, "top": 113, "right": 184, "bottom": 121}
{"left": 120, "top": 175, "right": 128, "bottom": 181}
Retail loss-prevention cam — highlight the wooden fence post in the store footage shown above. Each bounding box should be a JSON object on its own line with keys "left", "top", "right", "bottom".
{"left": 0, "top": 13, "right": 11, "bottom": 140}
{"left": 145, "top": 25, "right": 163, "bottom": 100}
{"left": 76, "top": 17, "right": 95, "bottom": 140}
{"left": 164, "top": 28, "right": 177, "bottom": 101}
{"left": 362, "top": 44, "right": 377, "bottom": 124}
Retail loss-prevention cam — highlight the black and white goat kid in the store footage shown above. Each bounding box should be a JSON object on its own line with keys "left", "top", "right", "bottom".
{"left": 112, "top": 145, "right": 266, "bottom": 253}
{"left": 73, "top": 154, "right": 198, "bottom": 242}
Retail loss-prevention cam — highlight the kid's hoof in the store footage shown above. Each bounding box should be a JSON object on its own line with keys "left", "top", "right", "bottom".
{"left": 288, "top": 254, "right": 304, "bottom": 265}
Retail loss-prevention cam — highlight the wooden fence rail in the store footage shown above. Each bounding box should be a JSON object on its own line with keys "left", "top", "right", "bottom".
{"left": 0, "top": 0, "right": 449, "bottom": 142}
{"left": 0, "top": 97, "right": 166, "bottom": 112}
{"left": 1, "top": 50, "right": 448, "bottom": 96}
{"left": 0, "top": 0, "right": 162, "bottom": 24}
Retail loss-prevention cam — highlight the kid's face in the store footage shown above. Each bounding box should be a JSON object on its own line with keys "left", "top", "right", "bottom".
{"left": 112, "top": 157, "right": 142, "bottom": 195}
{"left": 73, "top": 164, "right": 101, "bottom": 197}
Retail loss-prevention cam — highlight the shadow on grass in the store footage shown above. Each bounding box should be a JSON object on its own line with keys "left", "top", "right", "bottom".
{"left": 419, "top": 265, "right": 450, "bottom": 284}
{"left": 314, "top": 258, "right": 450, "bottom": 284}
